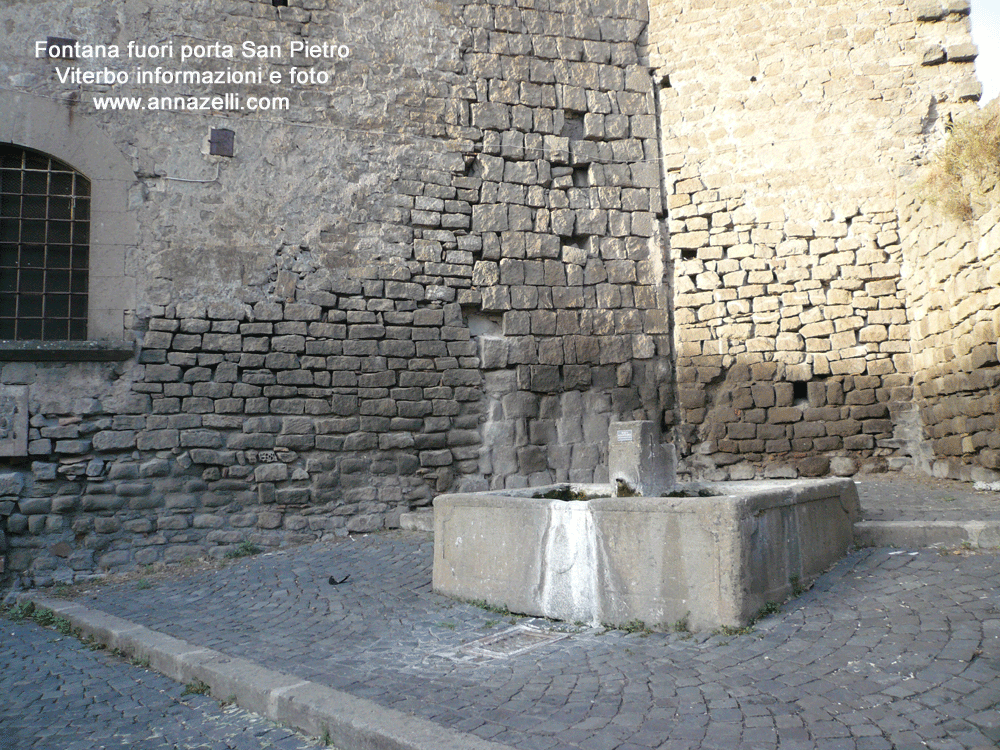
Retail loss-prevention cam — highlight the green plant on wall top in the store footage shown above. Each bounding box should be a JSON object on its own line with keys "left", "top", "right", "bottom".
{"left": 921, "top": 97, "right": 1000, "bottom": 221}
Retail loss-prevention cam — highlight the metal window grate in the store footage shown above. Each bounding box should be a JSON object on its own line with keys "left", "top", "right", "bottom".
{"left": 0, "top": 145, "right": 90, "bottom": 341}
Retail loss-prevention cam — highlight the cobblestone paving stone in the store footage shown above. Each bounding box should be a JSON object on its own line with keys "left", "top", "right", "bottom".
{"left": 0, "top": 615, "right": 323, "bottom": 750}
{"left": 65, "top": 522, "right": 1000, "bottom": 750}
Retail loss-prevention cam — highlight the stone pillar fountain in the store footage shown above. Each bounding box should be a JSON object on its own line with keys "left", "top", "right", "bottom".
{"left": 608, "top": 420, "right": 676, "bottom": 498}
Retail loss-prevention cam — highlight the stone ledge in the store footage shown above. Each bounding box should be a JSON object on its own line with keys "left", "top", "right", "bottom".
{"left": 854, "top": 520, "right": 1000, "bottom": 549}
{"left": 0, "top": 341, "right": 135, "bottom": 362}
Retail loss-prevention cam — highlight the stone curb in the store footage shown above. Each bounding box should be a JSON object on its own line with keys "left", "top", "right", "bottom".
{"left": 18, "top": 594, "right": 513, "bottom": 750}
{"left": 854, "top": 521, "right": 1000, "bottom": 549}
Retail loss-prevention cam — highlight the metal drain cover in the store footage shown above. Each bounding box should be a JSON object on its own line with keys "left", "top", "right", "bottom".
{"left": 434, "top": 624, "right": 570, "bottom": 663}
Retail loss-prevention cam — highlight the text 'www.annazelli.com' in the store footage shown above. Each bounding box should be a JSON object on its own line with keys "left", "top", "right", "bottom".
{"left": 92, "top": 93, "right": 289, "bottom": 111}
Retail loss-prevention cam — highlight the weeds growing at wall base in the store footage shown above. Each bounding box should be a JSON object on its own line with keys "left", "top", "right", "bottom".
{"left": 3, "top": 601, "right": 78, "bottom": 637}
{"left": 182, "top": 680, "right": 211, "bottom": 696}
{"left": 224, "top": 541, "right": 263, "bottom": 559}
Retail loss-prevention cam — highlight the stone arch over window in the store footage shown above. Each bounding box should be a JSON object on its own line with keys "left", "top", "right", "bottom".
{"left": 0, "top": 90, "right": 137, "bottom": 341}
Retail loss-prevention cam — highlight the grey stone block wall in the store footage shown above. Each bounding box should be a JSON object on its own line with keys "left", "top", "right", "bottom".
{"left": 453, "top": 0, "right": 672, "bottom": 490}
{"left": 1, "top": 0, "right": 990, "bottom": 586}
{"left": 0, "top": 0, "right": 671, "bottom": 587}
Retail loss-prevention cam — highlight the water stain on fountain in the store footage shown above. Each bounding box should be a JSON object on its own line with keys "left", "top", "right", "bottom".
{"left": 539, "top": 501, "right": 601, "bottom": 626}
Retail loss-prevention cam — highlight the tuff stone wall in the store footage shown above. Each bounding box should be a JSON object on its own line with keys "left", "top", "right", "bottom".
{"left": 645, "top": 0, "right": 983, "bottom": 480}
{"left": 0, "top": 0, "right": 994, "bottom": 589}
{"left": 459, "top": 0, "right": 672, "bottom": 489}
{"left": 0, "top": 0, "right": 669, "bottom": 587}
{"left": 900, "top": 195, "right": 1000, "bottom": 481}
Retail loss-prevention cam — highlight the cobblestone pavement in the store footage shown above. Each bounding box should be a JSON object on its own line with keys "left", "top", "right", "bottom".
{"left": 0, "top": 615, "right": 323, "bottom": 750}
{"left": 62, "top": 506, "right": 1000, "bottom": 750}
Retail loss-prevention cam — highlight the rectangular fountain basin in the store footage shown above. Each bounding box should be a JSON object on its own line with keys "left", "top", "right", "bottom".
{"left": 432, "top": 479, "right": 860, "bottom": 631}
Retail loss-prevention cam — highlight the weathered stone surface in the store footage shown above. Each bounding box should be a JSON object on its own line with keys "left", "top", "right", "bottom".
{"left": 657, "top": 0, "right": 986, "bottom": 480}
{"left": 797, "top": 456, "right": 831, "bottom": 478}
{"left": 0, "top": 473, "right": 24, "bottom": 497}
{"left": 435, "top": 478, "right": 859, "bottom": 630}
{"left": 0, "top": 0, "right": 989, "bottom": 587}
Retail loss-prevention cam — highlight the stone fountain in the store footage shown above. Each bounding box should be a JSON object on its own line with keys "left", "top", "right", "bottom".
{"left": 432, "top": 421, "right": 859, "bottom": 631}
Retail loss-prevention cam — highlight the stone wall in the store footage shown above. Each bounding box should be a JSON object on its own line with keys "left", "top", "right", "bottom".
{"left": 645, "top": 0, "right": 982, "bottom": 479}
{"left": 0, "top": 0, "right": 669, "bottom": 587}
{"left": 458, "top": 0, "right": 672, "bottom": 489}
{"left": 0, "top": 0, "right": 994, "bottom": 588}
{"left": 900, "top": 195, "right": 1000, "bottom": 481}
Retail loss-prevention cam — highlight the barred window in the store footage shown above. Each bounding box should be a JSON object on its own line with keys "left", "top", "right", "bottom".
{"left": 0, "top": 145, "right": 90, "bottom": 341}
